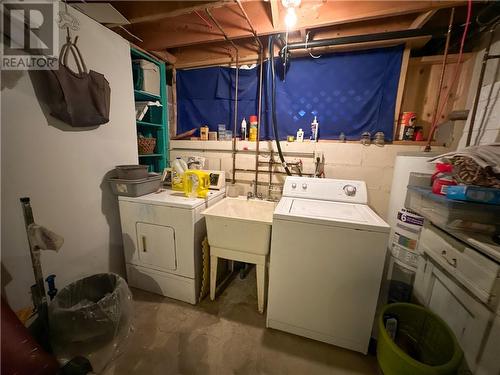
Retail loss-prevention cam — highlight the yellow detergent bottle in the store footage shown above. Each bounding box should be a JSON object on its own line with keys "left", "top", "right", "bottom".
{"left": 183, "top": 170, "right": 210, "bottom": 198}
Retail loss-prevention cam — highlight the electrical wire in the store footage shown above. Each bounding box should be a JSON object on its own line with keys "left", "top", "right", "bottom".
{"left": 305, "top": 32, "right": 322, "bottom": 59}
{"left": 269, "top": 35, "right": 292, "bottom": 176}
{"left": 426, "top": 0, "right": 472, "bottom": 150}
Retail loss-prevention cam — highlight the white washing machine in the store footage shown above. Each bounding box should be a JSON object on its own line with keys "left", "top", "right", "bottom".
{"left": 118, "top": 188, "right": 225, "bottom": 304}
{"left": 267, "top": 177, "right": 390, "bottom": 354}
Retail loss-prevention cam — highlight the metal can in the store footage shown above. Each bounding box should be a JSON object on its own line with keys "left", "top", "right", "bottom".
{"left": 249, "top": 115, "right": 258, "bottom": 142}
{"left": 200, "top": 126, "right": 209, "bottom": 141}
{"left": 398, "top": 112, "right": 417, "bottom": 140}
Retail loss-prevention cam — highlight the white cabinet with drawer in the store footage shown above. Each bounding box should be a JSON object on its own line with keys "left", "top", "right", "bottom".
{"left": 415, "top": 222, "right": 500, "bottom": 374}
{"left": 418, "top": 223, "right": 500, "bottom": 309}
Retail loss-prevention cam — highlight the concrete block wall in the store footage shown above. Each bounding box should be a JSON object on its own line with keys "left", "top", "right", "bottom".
{"left": 459, "top": 29, "right": 500, "bottom": 147}
{"left": 170, "top": 140, "right": 447, "bottom": 221}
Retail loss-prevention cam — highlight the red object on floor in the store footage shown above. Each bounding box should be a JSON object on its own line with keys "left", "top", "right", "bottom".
{"left": 1, "top": 298, "right": 59, "bottom": 375}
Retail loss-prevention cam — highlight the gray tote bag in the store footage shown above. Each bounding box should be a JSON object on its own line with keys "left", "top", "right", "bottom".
{"left": 47, "top": 37, "right": 111, "bottom": 127}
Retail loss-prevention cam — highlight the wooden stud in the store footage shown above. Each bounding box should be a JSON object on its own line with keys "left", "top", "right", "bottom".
{"left": 394, "top": 47, "right": 411, "bottom": 140}
{"left": 269, "top": 0, "right": 280, "bottom": 29}
{"left": 170, "top": 66, "right": 178, "bottom": 138}
{"left": 400, "top": 53, "right": 476, "bottom": 140}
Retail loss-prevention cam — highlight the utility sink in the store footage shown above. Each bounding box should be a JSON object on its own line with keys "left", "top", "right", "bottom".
{"left": 202, "top": 197, "right": 276, "bottom": 255}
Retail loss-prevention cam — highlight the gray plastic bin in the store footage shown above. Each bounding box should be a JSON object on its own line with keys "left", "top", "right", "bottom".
{"left": 108, "top": 175, "right": 161, "bottom": 197}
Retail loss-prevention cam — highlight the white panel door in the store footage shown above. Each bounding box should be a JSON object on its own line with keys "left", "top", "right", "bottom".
{"left": 429, "top": 278, "right": 469, "bottom": 337}
{"left": 428, "top": 267, "right": 492, "bottom": 372}
{"left": 136, "top": 222, "right": 177, "bottom": 271}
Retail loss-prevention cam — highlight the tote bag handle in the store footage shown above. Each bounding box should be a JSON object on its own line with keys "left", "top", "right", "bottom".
{"left": 59, "top": 36, "right": 88, "bottom": 75}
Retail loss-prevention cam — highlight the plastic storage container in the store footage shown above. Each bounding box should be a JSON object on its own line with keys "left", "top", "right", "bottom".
{"left": 387, "top": 257, "right": 416, "bottom": 303}
{"left": 108, "top": 175, "right": 161, "bottom": 197}
{"left": 132, "top": 59, "right": 160, "bottom": 96}
{"left": 406, "top": 186, "right": 500, "bottom": 231}
{"left": 377, "top": 303, "right": 463, "bottom": 375}
{"left": 115, "top": 165, "right": 149, "bottom": 180}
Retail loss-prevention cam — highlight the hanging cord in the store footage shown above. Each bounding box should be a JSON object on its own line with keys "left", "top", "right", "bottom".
{"left": 305, "top": 32, "right": 321, "bottom": 59}
{"left": 269, "top": 35, "right": 292, "bottom": 176}
{"left": 425, "top": 0, "right": 472, "bottom": 151}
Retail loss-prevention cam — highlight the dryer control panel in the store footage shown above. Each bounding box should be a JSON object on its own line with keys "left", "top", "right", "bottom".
{"left": 282, "top": 177, "right": 368, "bottom": 204}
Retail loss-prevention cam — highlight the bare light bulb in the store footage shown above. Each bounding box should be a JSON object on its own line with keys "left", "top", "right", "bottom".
{"left": 282, "top": 0, "right": 301, "bottom": 8}
{"left": 285, "top": 7, "right": 297, "bottom": 29}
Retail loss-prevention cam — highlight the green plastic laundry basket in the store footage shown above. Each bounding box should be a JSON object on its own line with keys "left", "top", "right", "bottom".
{"left": 377, "top": 303, "right": 463, "bottom": 375}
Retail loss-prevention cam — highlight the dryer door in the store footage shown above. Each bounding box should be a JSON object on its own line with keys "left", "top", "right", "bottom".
{"left": 136, "top": 222, "right": 177, "bottom": 271}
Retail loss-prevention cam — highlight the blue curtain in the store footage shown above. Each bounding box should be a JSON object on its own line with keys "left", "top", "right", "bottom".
{"left": 176, "top": 45, "right": 403, "bottom": 140}
{"left": 176, "top": 66, "right": 258, "bottom": 137}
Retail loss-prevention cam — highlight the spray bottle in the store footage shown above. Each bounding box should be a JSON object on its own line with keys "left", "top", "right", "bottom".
{"left": 310, "top": 116, "right": 319, "bottom": 142}
{"left": 241, "top": 118, "right": 247, "bottom": 141}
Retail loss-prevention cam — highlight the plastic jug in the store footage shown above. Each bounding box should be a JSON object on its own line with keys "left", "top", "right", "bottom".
{"left": 183, "top": 170, "right": 210, "bottom": 198}
{"left": 172, "top": 157, "right": 188, "bottom": 191}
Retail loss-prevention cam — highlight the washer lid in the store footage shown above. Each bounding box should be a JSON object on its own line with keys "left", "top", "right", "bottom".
{"left": 118, "top": 188, "right": 225, "bottom": 209}
{"left": 274, "top": 197, "right": 390, "bottom": 233}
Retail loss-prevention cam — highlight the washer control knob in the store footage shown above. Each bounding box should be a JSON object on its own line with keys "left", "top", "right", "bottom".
{"left": 291, "top": 183, "right": 297, "bottom": 189}
{"left": 343, "top": 184, "right": 356, "bottom": 196}
{"left": 302, "top": 183, "right": 308, "bottom": 190}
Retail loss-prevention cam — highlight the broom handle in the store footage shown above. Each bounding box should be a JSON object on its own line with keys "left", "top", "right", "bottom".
{"left": 20, "top": 197, "right": 47, "bottom": 312}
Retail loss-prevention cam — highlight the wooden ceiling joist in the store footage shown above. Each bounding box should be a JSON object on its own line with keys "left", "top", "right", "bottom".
{"left": 118, "top": 0, "right": 464, "bottom": 51}
{"left": 103, "top": 0, "right": 475, "bottom": 69}
{"left": 171, "top": 19, "right": 431, "bottom": 70}
{"left": 117, "top": 1, "right": 234, "bottom": 25}
{"left": 269, "top": 0, "right": 280, "bottom": 29}
{"left": 410, "top": 9, "right": 439, "bottom": 29}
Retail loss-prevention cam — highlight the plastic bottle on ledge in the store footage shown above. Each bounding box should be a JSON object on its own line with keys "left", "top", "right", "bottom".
{"left": 249, "top": 115, "right": 258, "bottom": 142}
{"left": 297, "top": 128, "right": 304, "bottom": 142}
{"left": 241, "top": 118, "right": 247, "bottom": 141}
{"left": 310, "top": 116, "right": 319, "bottom": 142}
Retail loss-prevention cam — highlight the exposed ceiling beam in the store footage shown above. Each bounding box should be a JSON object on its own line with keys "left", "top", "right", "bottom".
{"left": 269, "top": 0, "right": 280, "bottom": 28}
{"left": 123, "top": 1, "right": 235, "bottom": 25}
{"left": 126, "top": 1, "right": 465, "bottom": 51}
{"left": 410, "top": 9, "right": 438, "bottom": 28}
{"left": 171, "top": 14, "right": 430, "bottom": 69}
{"left": 174, "top": 35, "right": 431, "bottom": 69}
{"left": 129, "top": 42, "right": 177, "bottom": 65}
{"left": 151, "top": 50, "right": 177, "bottom": 65}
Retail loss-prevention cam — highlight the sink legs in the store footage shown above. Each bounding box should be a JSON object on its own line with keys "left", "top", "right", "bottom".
{"left": 209, "top": 246, "right": 268, "bottom": 313}
{"left": 256, "top": 263, "right": 266, "bottom": 313}
{"left": 210, "top": 255, "right": 218, "bottom": 302}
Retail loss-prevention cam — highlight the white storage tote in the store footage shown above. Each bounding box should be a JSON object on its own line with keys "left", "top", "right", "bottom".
{"left": 133, "top": 59, "right": 160, "bottom": 96}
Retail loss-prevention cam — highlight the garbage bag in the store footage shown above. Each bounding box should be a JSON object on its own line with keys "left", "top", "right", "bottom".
{"left": 48, "top": 273, "right": 133, "bottom": 372}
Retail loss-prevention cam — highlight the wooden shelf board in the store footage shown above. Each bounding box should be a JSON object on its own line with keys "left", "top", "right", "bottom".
{"left": 139, "top": 153, "right": 164, "bottom": 157}
{"left": 137, "top": 120, "right": 163, "bottom": 128}
{"left": 134, "top": 89, "right": 161, "bottom": 101}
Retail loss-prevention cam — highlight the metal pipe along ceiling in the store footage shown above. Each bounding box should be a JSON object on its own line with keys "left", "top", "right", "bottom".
{"left": 205, "top": 9, "right": 240, "bottom": 184}
{"left": 234, "top": 0, "right": 264, "bottom": 196}
{"left": 283, "top": 28, "right": 435, "bottom": 52}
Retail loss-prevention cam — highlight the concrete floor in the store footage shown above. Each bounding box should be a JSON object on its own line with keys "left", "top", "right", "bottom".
{"left": 104, "top": 270, "right": 379, "bottom": 375}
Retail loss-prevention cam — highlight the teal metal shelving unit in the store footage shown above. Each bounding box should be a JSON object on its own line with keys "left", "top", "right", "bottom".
{"left": 131, "top": 47, "right": 169, "bottom": 173}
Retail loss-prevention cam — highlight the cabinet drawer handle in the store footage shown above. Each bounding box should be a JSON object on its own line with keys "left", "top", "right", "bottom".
{"left": 142, "top": 236, "right": 147, "bottom": 252}
{"left": 441, "top": 250, "right": 457, "bottom": 268}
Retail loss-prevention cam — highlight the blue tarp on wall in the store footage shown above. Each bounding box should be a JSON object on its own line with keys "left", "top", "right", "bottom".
{"left": 176, "top": 45, "right": 403, "bottom": 140}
